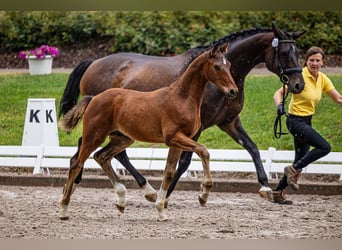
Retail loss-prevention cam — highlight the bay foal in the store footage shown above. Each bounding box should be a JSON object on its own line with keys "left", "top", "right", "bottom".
{"left": 59, "top": 43, "right": 238, "bottom": 221}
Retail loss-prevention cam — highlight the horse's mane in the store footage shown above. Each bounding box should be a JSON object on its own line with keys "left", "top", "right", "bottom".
{"left": 213, "top": 27, "right": 274, "bottom": 47}
{"left": 176, "top": 27, "right": 276, "bottom": 77}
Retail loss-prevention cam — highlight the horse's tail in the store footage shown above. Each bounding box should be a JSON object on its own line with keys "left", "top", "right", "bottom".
{"left": 58, "top": 96, "right": 93, "bottom": 133}
{"left": 58, "top": 59, "right": 94, "bottom": 118}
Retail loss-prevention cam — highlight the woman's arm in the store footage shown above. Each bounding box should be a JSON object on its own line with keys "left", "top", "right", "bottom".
{"left": 327, "top": 88, "right": 342, "bottom": 105}
{"left": 273, "top": 87, "right": 288, "bottom": 106}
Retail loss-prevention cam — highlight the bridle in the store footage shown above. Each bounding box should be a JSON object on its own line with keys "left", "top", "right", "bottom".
{"left": 272, "top": 37, "right": 302, "bottom": 85}
{"left": 272, "top": 37, "right": 302, "bottom": 138}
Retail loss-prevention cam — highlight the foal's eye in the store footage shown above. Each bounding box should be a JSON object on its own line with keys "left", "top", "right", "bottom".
{"left": 214, "top": 65, "right": 221, "bottom": 71}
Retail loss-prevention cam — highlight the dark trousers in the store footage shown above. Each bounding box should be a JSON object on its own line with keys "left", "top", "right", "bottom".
{"left": 275, "top": 114, "right": 331, "bottom": 190}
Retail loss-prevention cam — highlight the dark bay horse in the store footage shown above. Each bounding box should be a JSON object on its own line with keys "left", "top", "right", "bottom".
{"left": 58, "top": 43, "right": 237, "bottom": 220}
{"left": 59, "top": 23, "right": 305, "bottom": 203}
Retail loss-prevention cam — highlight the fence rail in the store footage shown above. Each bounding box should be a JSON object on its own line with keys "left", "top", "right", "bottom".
{"left": 0, "top": 145, "right": 341, "bottom": 180}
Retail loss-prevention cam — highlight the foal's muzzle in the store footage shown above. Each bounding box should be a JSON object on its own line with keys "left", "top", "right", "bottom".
{"left": 226, "top": 88, "right": 238, "bottom": 98}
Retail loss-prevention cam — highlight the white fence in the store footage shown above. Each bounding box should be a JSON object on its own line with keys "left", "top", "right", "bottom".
{"left": 0, "top": 145, "right": 341, "bottom": 180}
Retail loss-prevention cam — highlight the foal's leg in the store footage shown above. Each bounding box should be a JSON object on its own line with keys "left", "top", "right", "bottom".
{"left": 165, "top": 130, "right": 202, "bottom": 206}
{"left": 67, "top": 137, "right": 83, "bottom": 195}
{"left": 59, "top": 140, "right": 97, "bottom": 220}
{"left": 155, "top": 147, "right": 182, "bottom": 221}
{"left": 217, "top": 117, "right": 273, "bottom": 201}
{"left": 93, "top": 134, "right": 133, "bottom": 213}
{"left": 168, "top": 133, "right": 213, "bottom": 206}
{"left": 94, "top": 133, "right": 157, "bottom": 211}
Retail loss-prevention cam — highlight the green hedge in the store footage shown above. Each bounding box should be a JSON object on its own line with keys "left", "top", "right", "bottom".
{"left": 1, "top": 11, "right": 341, "bottom": 55}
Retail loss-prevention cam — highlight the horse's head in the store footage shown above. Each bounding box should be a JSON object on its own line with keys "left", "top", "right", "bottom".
{"left": 265, "top": 23, "right": 306, "bottom": 94}
{"left": 204, "top": 43, "right": 238, "bottom": 98}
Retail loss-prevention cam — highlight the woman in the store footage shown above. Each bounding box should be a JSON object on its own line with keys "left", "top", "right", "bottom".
{"left": 273, "top": 46, "right": 342, "bottom": 204}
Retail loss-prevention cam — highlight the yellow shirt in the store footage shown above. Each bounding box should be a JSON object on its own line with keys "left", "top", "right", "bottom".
{"left": 288, "top": 67, "right": 335, "bottom": 116}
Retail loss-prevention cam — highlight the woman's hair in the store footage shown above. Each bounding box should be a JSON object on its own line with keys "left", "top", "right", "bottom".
{"left": 304, "top": 46, "right": 325, "bottom": 66}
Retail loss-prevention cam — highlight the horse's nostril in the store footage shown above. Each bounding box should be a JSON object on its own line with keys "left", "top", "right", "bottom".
{"left": 229, "top": 89, "right": 237, "bottom": 97}
{"left": 295, "top": 83, "right": 300, "bottom": 90}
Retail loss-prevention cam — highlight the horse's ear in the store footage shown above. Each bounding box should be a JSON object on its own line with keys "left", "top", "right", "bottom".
{"left": 210, "top": 43, "right": 221, "bottom": 57}
{"left": 220, "top": 43, "right": 229, "bottom": 54}
{"left": 292, "top": 31, "right": 306, "bottom": 40}
{"left": 272, "top": 22, "right": 285, "bottom": 39}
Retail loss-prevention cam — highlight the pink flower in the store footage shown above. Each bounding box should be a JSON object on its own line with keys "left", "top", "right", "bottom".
{"left": 18, "top": 45, "right": 60, "bottom": 60}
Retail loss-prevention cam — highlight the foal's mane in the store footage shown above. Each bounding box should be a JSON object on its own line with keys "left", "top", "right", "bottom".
{"left": 176, "top": 27, "right": 275, "bottom": 78}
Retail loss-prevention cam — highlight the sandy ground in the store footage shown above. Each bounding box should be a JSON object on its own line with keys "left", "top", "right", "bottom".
{"left": 0, "top": 185, "right": 341, "bottom": 239}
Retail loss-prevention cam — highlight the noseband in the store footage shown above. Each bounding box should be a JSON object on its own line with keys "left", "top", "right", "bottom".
{"left": 272, "top": 38, "right": 302, "bottom": 138}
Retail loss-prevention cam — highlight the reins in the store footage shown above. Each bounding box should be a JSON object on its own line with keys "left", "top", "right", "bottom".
{"left": 273, "top": 83, "right": 289, "bottom": 138}
{"left": 271, "top": 38, "right": 301, "bottom": 139}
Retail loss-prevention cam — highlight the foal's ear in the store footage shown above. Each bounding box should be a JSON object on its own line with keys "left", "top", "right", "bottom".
{"left": 210, "top": 42, "right": 228, "bottom": 57}
{"left": 220, "top": 43, "right": 229, "bottom": 54}
{"left": 210, "top": 43, "right": 221, "bottom": 56}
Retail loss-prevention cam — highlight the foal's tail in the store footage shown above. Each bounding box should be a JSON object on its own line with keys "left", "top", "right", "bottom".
{"left": 59, "top": 59, "right": 94, "bottom": 118}
{"left": 58, "top": 96, "right": 93, "bottom": 133}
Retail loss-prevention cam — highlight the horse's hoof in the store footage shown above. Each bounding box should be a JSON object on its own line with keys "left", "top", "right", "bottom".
{"left": 144, "top": 193, "right": 157, "bottom": 203}
{"left": 155, "top": 202, "right": 168, "bottom": 221}
{"left": 198, "top": 196, "right": 207, "bottom": 206}
{"left": 59, "top": 203, "right": 69, "bottom": 220}
{"left": 116, "top": 204, "right": 125, "bottom": 213}
{"left": 156, "top": 208, "right": 168, "bottom": 221}
{"left": 59, "top": 216, "right": 69, "bottom": 221}
{"left": 158, "top": 216, "right": 168, "bottom": 222}
{"left": 259, "top": 186, "right": 273, "bottom": 202}
{"left": 143, "top": 182, "right": 157, "bottom": 202}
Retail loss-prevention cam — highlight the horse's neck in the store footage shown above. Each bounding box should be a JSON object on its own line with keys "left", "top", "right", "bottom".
{"left": 172, "top": 54, "right": 207, "bottom": 103}
{"left": 230, "top": 32, "right": 273, "bottom": 80}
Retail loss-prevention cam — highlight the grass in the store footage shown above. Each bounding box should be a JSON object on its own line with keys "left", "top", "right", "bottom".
{"left": 0, "top": 72, "right": 341, "bottom": 151}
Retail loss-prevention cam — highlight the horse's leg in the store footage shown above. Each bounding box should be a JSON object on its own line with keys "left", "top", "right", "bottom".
{"left": 114, "top": 150, "right": 157, "bottom": 202}
{"left": 93, "top": 134, "right": 134, "bottom": 213}
{"left": 67, "top": 137, "right": 83, "bottom": 195}
{"left": 155, "top": 147, "right": 182, "bottom": 221}
{"left": 59, "top": 138, "right": 97, "bottom": 220}
{"left": 167, "top": 133, "right": 212, "bottom": 207}
{"left": 164, "top": 151, "right": 193, "bottom": 208}
{"left": 217, "top": 117, "right": 273, "bottom": 201}
{"left": 165, "top": 130, "right": 202, "bottom": 204}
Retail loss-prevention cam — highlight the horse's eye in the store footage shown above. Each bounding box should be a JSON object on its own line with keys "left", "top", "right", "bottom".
{"left": 214, "top": 65, "right": 220, "bottom": 71}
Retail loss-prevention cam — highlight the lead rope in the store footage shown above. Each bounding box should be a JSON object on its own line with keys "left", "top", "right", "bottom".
{"left": 271, "top": 37, "right": 302, "bottom": 138}
{"left": 273, "top": 83, "right": 289, "bottom": 138}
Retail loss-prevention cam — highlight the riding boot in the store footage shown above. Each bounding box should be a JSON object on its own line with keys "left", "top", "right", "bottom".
{"left": 284, "top": 165, "right": 302, "bottom": 191}
{"left": 273, "top": 189, "right": 293, "bottom": 205}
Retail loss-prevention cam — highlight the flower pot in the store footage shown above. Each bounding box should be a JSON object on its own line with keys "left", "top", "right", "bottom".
{"left": 28, "top": 55, "right": 53, "bottom": 75}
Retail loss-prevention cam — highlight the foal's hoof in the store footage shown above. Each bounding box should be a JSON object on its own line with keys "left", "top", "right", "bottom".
{"left": 156, "top": 204, "right": 168, "bottom": 221}
{"left": 116, "top": 204, "right": 125, "bottom": 213}
{"left": 144, "top": 193, "right": 157, "bottom": 203}
{"left": 158, "top": 215, "right": 169, "bottom": 222}
{"left": 258, "top": 186, "right": 273, "bottom": 202}
{"left": 198, "top": 196, "right": 207, "bottom": 206}
{"left": 59, "top": 215, "right": 70, "bottom": 221}
{"left": 143, "top": 182, "right": 157, "bottom": 202}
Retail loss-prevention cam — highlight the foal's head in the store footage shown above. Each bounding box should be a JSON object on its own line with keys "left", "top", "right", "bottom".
{"left": 203, "top": 43, "right": 238, "bottom": 98}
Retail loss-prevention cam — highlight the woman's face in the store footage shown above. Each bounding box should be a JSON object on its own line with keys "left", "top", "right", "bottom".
{"left": 306, "top": 53, "right": 323, "bottom": 76}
